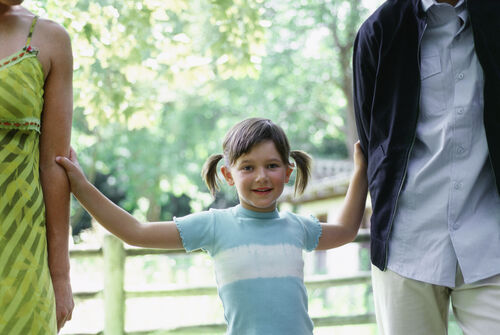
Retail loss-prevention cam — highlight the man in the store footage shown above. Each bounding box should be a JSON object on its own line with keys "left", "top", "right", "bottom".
{"left": 353, "top": 0, "right": 500, "bottom": 333}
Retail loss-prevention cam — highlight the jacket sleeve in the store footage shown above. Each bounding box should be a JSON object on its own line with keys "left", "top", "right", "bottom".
{"left": 352, "top": 23, "right": 379, "bottom": 157}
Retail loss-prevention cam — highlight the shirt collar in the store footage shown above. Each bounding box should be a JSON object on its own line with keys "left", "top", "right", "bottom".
{"left": 421, "top": 0, "right": 465, "bottom": 12}
{"left": 235, "top": 205, "right": 280, "bottom": 220}
{"left": 421, "top": 0, "right": 468, "bottom": 28}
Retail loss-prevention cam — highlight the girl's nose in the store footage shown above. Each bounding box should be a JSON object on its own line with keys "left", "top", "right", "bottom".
{"left": 255, "top": 167, "right": 268, "bottom": 181}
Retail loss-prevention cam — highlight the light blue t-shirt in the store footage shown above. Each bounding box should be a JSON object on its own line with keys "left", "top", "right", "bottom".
{"left": 174, "top": 205, "right": 322, "bottom": 335}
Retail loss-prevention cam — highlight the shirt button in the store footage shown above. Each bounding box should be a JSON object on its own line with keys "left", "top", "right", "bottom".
{"left": 457, "top": 108, "right": 464, "bottom": 115}
{"left": 456, "top": 146, "right": 465, "bottom": 154}
{"left": 456, "top": 72, "right": 464, "bottom": 81}
{"left": 454, "top": 182, "right": 463, "bottom": 190}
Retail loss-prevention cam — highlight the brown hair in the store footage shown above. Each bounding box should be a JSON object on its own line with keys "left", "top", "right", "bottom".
{"left": 202, "top": 118, "right": 312, "bottom": 197}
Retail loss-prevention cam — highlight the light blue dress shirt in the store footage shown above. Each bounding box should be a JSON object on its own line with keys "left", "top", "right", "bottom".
{"left": 387, "top": 0, "right": 500, "bottom": 287}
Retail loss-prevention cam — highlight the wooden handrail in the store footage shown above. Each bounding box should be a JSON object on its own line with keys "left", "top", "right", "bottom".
{"left": 73, "top": 272, "right": 371, "bottom": 300}
{"left": 67, "top": 230, "right": 373, "bottom": 335}
{"left": 69, "top": 230, "right": 371, "bottom": 258}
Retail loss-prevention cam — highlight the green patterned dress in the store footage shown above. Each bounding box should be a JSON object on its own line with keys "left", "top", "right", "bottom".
{"left": 0, "top": 16, "right": 57, "bottom": 334}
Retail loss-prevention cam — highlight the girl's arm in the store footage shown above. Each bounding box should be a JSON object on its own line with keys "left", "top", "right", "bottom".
{"left": 56, "top": 149, "right": 184, "bottom": 250}
{"left": 37, "top": 18, "right": 74, "bottom": 331}
{"left": 316, "top": 142, "right": 368, "bottom": 250}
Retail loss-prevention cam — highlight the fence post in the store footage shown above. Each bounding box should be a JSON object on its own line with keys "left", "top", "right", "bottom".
{"left": 103, "top": 234, "right": 125, "bottom": 335}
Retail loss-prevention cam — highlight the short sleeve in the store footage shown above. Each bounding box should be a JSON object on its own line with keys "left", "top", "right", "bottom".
{"left": 174, "top": 210, "right": 215, "bottom": 253}
{"left": 282, "top": 211, "right": 322, "bottom": 251}
{"left": 301, "top": 214, "right": 322, "bottom": 251}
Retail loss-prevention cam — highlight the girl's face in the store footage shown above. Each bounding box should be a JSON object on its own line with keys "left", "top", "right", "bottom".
{"left": 221, "top": 140, "right": 293, "bottom": 212}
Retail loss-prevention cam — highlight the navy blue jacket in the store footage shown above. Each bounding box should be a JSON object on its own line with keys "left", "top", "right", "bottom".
{"left": 353, "top": 0, "right": 500, "bottom": 270}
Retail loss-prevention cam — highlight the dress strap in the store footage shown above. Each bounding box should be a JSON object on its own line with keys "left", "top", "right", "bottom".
{"left": 25, "top": 16, "right": 39, "bottom": 48}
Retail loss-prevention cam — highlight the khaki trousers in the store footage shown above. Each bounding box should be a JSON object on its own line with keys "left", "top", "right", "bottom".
{"left": 371, "top": 265, "right": 500, "bottom": 335}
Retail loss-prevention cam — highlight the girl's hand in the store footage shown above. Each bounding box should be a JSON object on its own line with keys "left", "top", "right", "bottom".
{"left": 353, "top": 141, "right": 367, "bottom": 173}
{"left": 55, "top": 147, "right": 88, "bottom": 195}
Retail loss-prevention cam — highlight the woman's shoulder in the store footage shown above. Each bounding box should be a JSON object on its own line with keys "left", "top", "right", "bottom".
{"left": 30, "top": 15, "right": 72, "bottom": 78}
{"left": 0, "top": 6, "right": 34, "bottom": 38}
{"left": 34, "top": 16, "right": 71, "bottom": 49}
{"left": 5, "top": 8, "right": 69, "bottom": 41}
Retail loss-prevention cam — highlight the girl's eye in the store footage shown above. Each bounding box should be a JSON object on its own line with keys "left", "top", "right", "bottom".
{"left": 268, "top": 164, "right": 279, "bottom": 169}
{"left": 242, "top": 166, "right": 253, "bottom": 171}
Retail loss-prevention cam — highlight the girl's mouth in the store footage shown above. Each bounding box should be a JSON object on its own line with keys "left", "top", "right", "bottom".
{"left": 253, "top": 188, "right": 272, "bottom": 193}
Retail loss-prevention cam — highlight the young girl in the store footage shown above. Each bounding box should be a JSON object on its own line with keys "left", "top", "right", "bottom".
{"left": 56, "top": 117, "right": 368, "bottom": 334}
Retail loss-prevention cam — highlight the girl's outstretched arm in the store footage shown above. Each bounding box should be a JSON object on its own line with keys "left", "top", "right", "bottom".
{"left": 56, "top": 149, "right": 183, "bottom": 249}
{"left": 316, "top": 142, "right": 368, "bottom": 250}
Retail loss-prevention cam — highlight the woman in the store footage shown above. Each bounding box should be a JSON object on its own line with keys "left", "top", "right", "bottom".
{"left": 0, "top": 0, "right": 74, "bottom": 333}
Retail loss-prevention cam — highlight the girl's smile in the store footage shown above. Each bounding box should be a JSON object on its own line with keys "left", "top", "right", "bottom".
{"left": 221, "top": 140, "right": 293, "bottom": 212}
{"left": 253, "top": 187, "right": 272, "bottom": 193}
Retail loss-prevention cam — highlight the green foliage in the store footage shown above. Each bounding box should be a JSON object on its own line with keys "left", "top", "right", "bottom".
{"left": 26, "top": 0, "right": 380, "bottom": 230}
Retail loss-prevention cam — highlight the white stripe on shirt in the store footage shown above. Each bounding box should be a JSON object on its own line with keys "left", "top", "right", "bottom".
{"left": 213, "top": 244, "right": 304, "bottom": 287}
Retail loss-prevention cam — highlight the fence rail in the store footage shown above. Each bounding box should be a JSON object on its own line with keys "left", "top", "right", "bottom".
{"left": 68, "top": 230, "right": 372, "bottom": 335}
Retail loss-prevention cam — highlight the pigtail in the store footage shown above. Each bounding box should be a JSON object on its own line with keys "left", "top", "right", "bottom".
{"left": 290, "top": 150, "right": 312, "bottom": 196}
{"left": 202, "top": 154, "right": 224, "bottom": 197}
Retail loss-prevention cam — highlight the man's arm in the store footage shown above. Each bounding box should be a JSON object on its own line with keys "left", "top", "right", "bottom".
{"left": 352, "top": 25, "right": 378, "bottom": 156}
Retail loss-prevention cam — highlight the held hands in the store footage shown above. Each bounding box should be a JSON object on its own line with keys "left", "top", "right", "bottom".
{"left": 55, "top": 147, "right": 88, "bottom": 195}
{"left": 353, "top": 141, "right": 367, "bottom": 174}
{"left": 315, "top": 141, "right": 368, "bottom": 250}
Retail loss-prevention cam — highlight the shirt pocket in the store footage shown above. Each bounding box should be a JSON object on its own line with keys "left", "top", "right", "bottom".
{"left": 420, "top": 54, "right": 446, "bottom": 114}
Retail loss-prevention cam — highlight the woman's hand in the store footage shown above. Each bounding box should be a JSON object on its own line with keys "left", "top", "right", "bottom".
{"left": 52, "top": 275, "right": 74, "bottom": 332}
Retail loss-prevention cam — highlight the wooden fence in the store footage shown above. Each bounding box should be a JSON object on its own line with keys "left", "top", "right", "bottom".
{"left": 68, "top": 231, "right": 373, "bottom": 335}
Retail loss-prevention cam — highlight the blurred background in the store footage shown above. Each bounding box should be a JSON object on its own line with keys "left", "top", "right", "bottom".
{"left": 26, "top": 0, "right": 463, "bottom": 334}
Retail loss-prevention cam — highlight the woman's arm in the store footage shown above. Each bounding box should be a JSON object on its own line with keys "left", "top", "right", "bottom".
{"left": 37, "top": 19, "right": 74, "bottom": 331}
{"left": 316, "top": 142, "right": 368, "bottom": 250}
{"left": 56, "top": 149, "right": 184, "bottom": 250}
